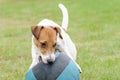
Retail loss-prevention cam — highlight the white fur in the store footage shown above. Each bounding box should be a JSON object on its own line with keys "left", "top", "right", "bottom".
{"left": 30, "top": 4, "right": 82, "bottom": 72}
{"left": 58, "top": 4, "right": 68, "bottom": 30}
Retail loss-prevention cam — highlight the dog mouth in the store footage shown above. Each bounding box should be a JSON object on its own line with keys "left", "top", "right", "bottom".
{"left": 38, "top": 56, "right": 54, "bottom": 64}
{"left": 38, "top": 56, "right": 42, "bottom": 62}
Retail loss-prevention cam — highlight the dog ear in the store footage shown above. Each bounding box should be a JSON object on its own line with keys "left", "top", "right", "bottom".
{"left": 31, "top": 26, "right": 44, "bottom": 39}
{"left": 54, "top": 27, "right": 63, "bottom": 39}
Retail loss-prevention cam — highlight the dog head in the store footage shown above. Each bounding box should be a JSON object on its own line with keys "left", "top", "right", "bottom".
{"left": 31, "top": 26, "right": 62, "bottom": 64}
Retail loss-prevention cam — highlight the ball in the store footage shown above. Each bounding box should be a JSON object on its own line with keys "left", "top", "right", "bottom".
{"left": 25, "top": 51, "right": 80, "bottom": 80}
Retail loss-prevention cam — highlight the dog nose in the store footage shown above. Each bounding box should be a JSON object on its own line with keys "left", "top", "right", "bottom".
{"left": 47, "top": 59, "right": 54, "bottom": 64}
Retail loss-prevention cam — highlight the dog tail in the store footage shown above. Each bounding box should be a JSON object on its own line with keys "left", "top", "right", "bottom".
{"left": 58, "top": 3, "right": 68, "bottom": 31}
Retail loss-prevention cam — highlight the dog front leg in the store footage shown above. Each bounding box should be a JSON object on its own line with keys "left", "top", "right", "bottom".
{"left": 29, "top": 44, "right": 39, "bottom": 69}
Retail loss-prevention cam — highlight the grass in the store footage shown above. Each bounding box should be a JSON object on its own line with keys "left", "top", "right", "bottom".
{"left": 0, "top": 0, "right": 120, "bottom": 80}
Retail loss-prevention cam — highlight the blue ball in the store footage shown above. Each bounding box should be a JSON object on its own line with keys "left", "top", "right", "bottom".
{"left": 25, "top": 51, "right": 80, "bottom": 80}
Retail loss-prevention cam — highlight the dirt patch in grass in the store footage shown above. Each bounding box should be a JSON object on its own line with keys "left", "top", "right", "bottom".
{"left": 0, "top": 18, "right": 31, "bottom": 27}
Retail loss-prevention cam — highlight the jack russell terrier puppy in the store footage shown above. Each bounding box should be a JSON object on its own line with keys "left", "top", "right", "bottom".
{"left": 30, "top": 4, "right": 82, "bottom": 72}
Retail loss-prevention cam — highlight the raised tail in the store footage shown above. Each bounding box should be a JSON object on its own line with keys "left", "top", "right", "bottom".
{"left": 58, "top": 4, "right": 68, "bottom": 31}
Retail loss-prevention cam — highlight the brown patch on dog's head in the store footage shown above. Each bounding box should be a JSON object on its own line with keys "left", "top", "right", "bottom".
{"left": 31, "top": 26, "right": 62, "bottom": 55}
{"left": 31, "top": 26, "right": 44, "bottom": 39}
{"left": 54, "top": 27, "right": 63, "bottom": 39}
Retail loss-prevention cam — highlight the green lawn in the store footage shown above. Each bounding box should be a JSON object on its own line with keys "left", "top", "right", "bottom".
{"left": 0, "top": 0, "right": 120, "bottom": 80}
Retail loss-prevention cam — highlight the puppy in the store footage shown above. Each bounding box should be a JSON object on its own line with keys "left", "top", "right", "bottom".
{"left": 30, "top": 4, "right": 82, "bottom": 72}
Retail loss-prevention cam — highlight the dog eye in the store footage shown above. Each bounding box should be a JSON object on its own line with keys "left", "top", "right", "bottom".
{"left": 53, "top": 43, "right": 56, "bottom": 47}
{"left": 40, "top": 42, "right": 46, "bottom": 48}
